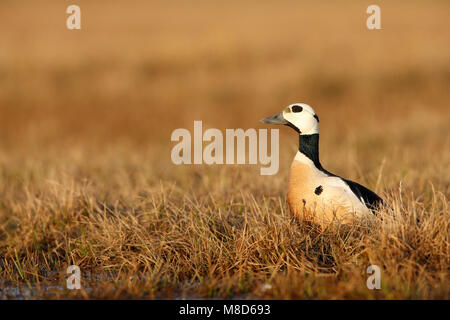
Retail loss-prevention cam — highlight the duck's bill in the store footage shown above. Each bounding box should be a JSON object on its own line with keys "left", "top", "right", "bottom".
{"left": 260, "top": 112, "right": 288, "bottom": 125}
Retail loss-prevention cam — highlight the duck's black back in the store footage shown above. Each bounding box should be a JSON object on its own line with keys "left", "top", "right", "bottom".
{"left": 342, "top": 178, "right": 384, "bottom": 212}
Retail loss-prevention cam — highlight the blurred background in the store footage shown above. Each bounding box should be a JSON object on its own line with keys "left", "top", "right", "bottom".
{"left": 0, "top": 1, "right": 448, "bottom": 299}
{"left": 0, "top": 0, "right": 449, "bottom": 190}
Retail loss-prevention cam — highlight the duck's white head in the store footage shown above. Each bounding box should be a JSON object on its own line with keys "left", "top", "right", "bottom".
{"left": 261, "top": 103, "right": 319, "bottom": 135}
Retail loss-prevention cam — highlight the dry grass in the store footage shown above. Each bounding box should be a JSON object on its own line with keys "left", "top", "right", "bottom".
{"left": 0, "top": 0, "right": 449, "bottom": 299}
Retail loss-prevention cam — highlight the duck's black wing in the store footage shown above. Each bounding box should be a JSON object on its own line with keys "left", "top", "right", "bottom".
{"left": 342, "top": 178, "right": 383, "bottom": 213}
{"left": 318, "top": 166, "right": 384, "bottom": 213}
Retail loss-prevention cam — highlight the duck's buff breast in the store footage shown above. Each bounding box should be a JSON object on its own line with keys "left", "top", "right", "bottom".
{"left": 287, "top": 160, "right": 361, "bottom": 226}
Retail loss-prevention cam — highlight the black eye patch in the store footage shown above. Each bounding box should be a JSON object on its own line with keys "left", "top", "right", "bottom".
{"left": 292, "top": 105, "right": 303, "bottom": 113}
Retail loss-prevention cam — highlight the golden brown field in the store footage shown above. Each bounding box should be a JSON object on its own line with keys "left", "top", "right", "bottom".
{"left": 0, "top": 0, "right": 448, "bottom": 299}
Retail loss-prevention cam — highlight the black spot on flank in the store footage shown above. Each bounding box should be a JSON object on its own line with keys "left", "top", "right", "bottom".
{"left": 314, "top": 185, "right": 323, "bottom": 195}
{"left": 292, "top": 105, "right": 303, "bottom": 113}
{"left": 314, "top": 114, "right": 319, "bottom": 122}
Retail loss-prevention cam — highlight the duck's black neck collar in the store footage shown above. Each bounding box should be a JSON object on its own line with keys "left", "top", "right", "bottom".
{"left": 299, "top": 134, "right": 323, "bottom": 170}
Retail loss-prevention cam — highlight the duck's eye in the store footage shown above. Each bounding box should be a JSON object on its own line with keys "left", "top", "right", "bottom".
{"left": 292, "top": 105, "right": 303, "bottom": 113}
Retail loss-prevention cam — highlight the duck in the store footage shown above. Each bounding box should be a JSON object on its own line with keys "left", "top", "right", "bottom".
{"left": 261, "top": 103, "right": 383, "bottom": 226}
